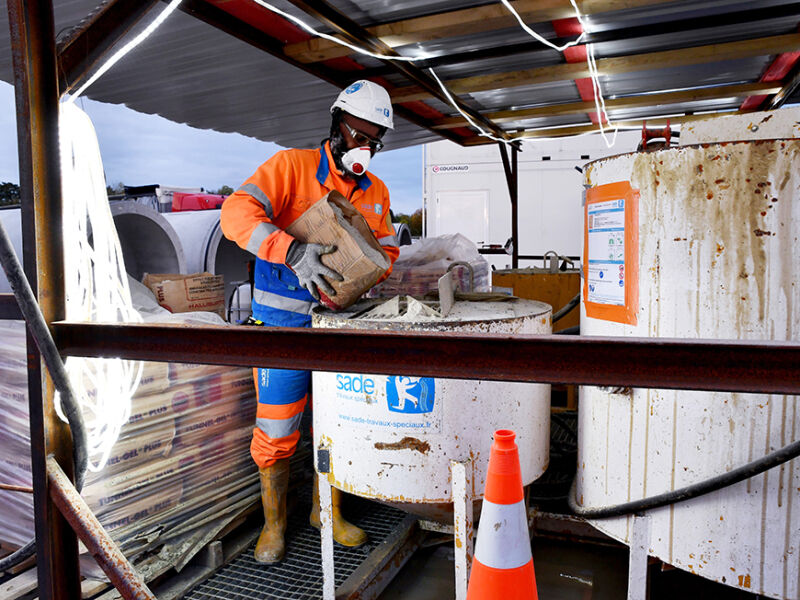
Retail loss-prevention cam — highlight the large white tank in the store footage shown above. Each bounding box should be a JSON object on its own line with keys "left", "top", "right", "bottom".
{"left": 578, "top": 140, "right": 800, "bottom": 599}
{"left": 312, "top": 298, "right": 552, "bottom": 522}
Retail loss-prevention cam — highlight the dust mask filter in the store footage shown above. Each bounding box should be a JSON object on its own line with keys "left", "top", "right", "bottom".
{"left": 341, "top": 146, "right": 371, "bottom": 176}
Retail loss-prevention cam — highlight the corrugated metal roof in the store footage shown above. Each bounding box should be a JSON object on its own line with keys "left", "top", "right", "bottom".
{"left": 1, "top": 0, "right": 798, "bottom": 149}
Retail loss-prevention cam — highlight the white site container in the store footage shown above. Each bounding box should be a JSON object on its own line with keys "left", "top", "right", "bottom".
{"left": 578, "top": 139, "right": 800, "bottom": 599}
{"left": 312, "top": 298, "right": 552, "bottom": 522}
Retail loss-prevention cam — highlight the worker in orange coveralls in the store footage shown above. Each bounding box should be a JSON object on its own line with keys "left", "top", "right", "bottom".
{"left": 221, "top": 80, "right": 399, "bottom": 564}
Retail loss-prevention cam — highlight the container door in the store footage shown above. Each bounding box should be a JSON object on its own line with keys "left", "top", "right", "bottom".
{"left": 433, "top": 190, "right": 489, "bottom": 245}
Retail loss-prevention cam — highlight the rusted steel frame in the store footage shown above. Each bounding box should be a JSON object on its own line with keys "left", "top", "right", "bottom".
{"left": 335, "top": 515, "right": 423, "bottom": 599}
{"left": 47, "top": 457, "right": 157, "bottom": 599}
{"left": 0, "top": 293, "right": 23, "bottom": 319}
{"left": 283, "top": 0, "right": 510, "bottom": 141}
{"left": 57, "top": 0, "right": 162, "bottom": 94}
{"left": 179, "top": 0, "right": 464, "bottom": 145}
{"left": 7, "top": 0, "right": 80, "bottom": 597}
{"left": 52, "top": 322, "right": 800, "bottom": 395}
{"left": 499, "top": 142, "right": 520, "bottom": 268}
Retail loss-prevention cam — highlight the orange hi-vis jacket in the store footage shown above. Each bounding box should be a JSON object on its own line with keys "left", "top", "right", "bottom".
{"left": 221, "top": 141, "right": 399, "bottom": 326}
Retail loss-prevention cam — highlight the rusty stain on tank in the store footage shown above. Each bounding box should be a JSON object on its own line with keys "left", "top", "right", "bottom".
{"left": 738, "top": 574, "right": 752, "bottom": 588}
{"left": 753, "top": 229, "right": 772, "bottom": 237}
{"left": 374, "top": 437, "right": 431, "bottom": 454}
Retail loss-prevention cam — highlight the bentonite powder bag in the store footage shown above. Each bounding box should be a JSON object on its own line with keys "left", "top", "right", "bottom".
{"left": 286, "top": 190, "right": 390, "bottom": 309}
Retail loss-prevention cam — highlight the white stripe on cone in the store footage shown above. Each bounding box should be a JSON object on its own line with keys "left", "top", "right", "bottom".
{"left": 473, "top": 499, "right": 532, "bottom": 570}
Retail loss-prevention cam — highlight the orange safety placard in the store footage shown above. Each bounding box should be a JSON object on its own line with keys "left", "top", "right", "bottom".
{"left": 583, "top": 181, "right": 639, "bottom": 325}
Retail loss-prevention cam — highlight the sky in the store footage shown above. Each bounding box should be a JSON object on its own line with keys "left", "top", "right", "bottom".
{"left": 0, "top": 81, "right": 423, "bottom": 216}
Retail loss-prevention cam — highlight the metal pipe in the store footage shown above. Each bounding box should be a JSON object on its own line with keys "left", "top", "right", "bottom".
{"left": 47, "top": 457, "right": 157, "bottom": 600}
{"left": 52, "top": 321, "right": 800, "bottom": 395}
{"left": 7, "top": 0, "right": 81, "bottom": 594}
{"left": 0, "top": 483, "right": 35, "bottom": 493}
{"left": 499, "top": 142, "right": 520, "bottom": 268}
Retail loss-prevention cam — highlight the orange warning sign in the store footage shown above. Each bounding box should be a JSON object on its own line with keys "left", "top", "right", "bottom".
{"left": 583, "top": 181, "right": 639, "bottom": 325}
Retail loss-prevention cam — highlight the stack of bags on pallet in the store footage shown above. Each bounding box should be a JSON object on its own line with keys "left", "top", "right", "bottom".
{"left": 368, "top": 233, "right": 490, "bottom": 298}
{"left": 0, "top": 280, "right": 259, "bottom": 560}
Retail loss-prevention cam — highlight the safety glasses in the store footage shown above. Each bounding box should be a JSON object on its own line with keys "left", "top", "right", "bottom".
{"left": 342, "top": 121, "right": 384, "bottom": 152}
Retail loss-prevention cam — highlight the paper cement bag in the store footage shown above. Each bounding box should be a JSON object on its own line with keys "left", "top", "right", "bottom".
{"left": 286, "top": 190, "right": 389, "bottom": 310}
{"left": 142, "top": 272, "right": 225, "bottom": 318}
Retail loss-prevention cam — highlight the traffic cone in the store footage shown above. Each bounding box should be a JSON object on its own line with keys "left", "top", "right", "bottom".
{"left": 466, "top": 429, "right": 537, "bottom": 600}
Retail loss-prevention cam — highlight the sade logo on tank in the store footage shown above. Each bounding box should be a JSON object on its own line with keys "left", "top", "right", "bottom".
{"left": 335, "top": 374, "right": 436, "bottom": 415}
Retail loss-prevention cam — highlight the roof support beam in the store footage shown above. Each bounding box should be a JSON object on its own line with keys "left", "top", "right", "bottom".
{"left": 433, "top": 82, "right": 782, "bottom": 130}
{"left": 283, "top": 0, "right": 670, "bottom": 63}
{"left": 56, "top": 0, "right": 162, "bottom": 95}
{"left": 390, "top": 33, "right": 800, "bottom": 104}
{"left": 177, "top": 0, "right": 465, "bottom": 144}
{"left": 768, "top": 61, "right": 800, "bottom": 109}
{"left": 461, "top": 113, "right": 725, "bottom": 145}
{"left": 355, "top": 3, "right": 800, "bottom": 78}
{"left": 283, "top": 0, "right": 510, "bottom": 141}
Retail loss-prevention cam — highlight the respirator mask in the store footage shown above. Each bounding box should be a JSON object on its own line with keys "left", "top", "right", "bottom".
{"left": 340, "top": 146, "right": 372, "bottom": 176}
{"left": 329, "top": 109, "right": 384, "bottom": 178}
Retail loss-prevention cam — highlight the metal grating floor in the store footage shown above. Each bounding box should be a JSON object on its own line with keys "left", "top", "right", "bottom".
{"left": 185, "top": 495, "right": 407, "bottom": 599}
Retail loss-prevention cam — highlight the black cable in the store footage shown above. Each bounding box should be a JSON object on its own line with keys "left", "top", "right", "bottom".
{"left": 0, "top": 220, "right": 89, "bottom": 571}
{"left": 554, "top": 325, "right": 580, "bottom": 335}
{"left": 552, "top": 293, "right": 580, "bottom": 323}
{"left": 569, "top": 437, "right": 800, "bottom": 519}
{"left": 0, "top": 539, "right": 35, "bottom": 572}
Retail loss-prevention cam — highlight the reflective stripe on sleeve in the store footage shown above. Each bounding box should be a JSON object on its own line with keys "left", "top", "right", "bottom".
{"left": 378, "top": 234, "right": 398, "bottom": 247}
{"left": 473, "top": 499, "right": 532, "bottom": 570}
{"left": 256, "top": 414, "right": 303, "bottom": 439}
{"left": 239, "top": 183, "right": 274, "bottom": 218}
{"left": 253, "top": 288, "right": 314, "bottom": 315}
{"left": 246, "top": 222, "right": 280, "bottom": 255}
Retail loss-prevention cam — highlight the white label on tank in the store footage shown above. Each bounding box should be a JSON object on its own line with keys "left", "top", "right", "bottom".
{"left": 587, "top": 198, "right": 626, "bottom": 306}
{"left": 330, "top": 373, "right": 442, "bottom": 433}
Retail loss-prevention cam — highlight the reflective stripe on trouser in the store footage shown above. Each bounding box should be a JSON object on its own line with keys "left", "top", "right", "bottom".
{"left": 251, "top": 366, "right": 310, "bottom": 468}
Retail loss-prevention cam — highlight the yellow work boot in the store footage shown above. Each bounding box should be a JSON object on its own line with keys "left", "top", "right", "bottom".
{"left": 310, "top": 474, "right": 368, "bottom": 547}
{"left": 254, "top": 458, "right": 290, "bottom": 564}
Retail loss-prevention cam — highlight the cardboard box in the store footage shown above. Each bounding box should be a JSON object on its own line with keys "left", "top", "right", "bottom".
{"left": 142, "top": 272, "right": 225, "bottom": 318}
{"left": 286, "top": 190, "right": 389, "bottom": 310}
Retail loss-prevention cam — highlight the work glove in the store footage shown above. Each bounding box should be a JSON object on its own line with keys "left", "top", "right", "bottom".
{"left": 285, "top": 241, "right": 343, "bottom": 301}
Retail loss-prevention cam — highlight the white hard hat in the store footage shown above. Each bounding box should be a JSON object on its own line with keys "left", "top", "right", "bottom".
{"left": 331, "top": 80, "right": 394, "bottom": 129}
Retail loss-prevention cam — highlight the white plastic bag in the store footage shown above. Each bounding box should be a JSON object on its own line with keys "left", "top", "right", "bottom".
{"left": 369, "top": 233, "right": 490, "bottom": 297}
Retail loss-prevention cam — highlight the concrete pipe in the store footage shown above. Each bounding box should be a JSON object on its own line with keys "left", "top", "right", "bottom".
{"left": 163, "top": 210, "right": 252, "bottom": 320}
{"left": 109, "top": 201, "right": 186, "bottom": 281}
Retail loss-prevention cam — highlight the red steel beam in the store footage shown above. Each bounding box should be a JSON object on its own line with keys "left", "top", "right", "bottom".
{"left": 47, "top": 457, "right": 156, "bottom": 600}
{"left": 52, "top": 322, "right": 800, "bottom": 395}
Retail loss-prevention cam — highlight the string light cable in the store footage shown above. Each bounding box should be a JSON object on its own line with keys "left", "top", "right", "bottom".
{"left": 58, "top": 102, "right": 144, "bottom": 472}
{"left": 67, "top": 0, "right": 184, "bottom": 103}
{"left": 499, "top": 0, "right": 586, "bottom": 52}
{"left": 251, "top": 0, "right": 424, "bottom": 61}
{"left": 500, "top": 0, "right": 619, "bottom": 147}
